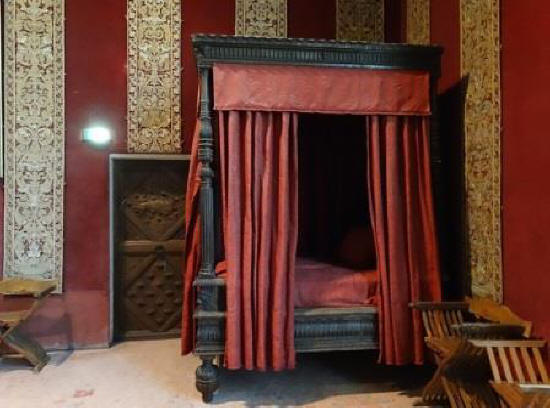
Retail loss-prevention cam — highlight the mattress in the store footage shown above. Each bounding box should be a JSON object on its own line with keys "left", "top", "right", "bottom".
{"left": 294, "top": 257, "right": 378, "bottom": 308}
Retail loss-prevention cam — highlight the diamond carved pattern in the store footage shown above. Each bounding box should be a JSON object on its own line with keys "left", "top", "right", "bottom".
{"left": 123, "top": 253, "right": 183, "bottom": 332}
{"left": 118, "top": 164, "right": 186, "bottom": 335}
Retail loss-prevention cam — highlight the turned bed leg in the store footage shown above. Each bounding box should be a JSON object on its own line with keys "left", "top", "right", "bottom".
{"left": 196, "top": 357, "right": 219, "bottom": 403}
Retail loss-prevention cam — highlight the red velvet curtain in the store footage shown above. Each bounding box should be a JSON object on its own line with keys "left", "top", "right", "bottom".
{"left": 183, "top": 64, "right": 441, "bottom": 368}
{"left": 367, "top": 116, "right": 441, "bottom": 365}
{"left": 218, "top": 110, "right": 299, "bottom": 371}
{"left": 181, "top": 122, "right": 201, "bottom": 355}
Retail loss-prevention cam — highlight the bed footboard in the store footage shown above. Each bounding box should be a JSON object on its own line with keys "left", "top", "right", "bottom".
{"left": 194, "top": 306, "right": 379, "bottom": 356}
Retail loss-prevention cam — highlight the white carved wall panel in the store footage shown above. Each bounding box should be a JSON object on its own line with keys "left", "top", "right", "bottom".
{"left": 235, "top": 0, "right": 287, "bottom": 37}
{"left": 127, "top": 0, "right": 182, "bottom": 153}
{"left": 461, "top": 0, "right": 502, "bottom": 301}
{"left": 337, "top": 0, "right": 385, "bottom": 42}
{"left": 3, "top": 0, "right": 65, "bottom": 291}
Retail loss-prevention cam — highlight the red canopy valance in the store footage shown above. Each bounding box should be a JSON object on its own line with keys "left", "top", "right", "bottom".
{"left": 213, "top": 63, "right": 431, "bottom": 115}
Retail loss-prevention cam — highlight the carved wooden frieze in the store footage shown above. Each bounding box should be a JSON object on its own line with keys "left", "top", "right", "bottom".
{"left": 336, "top": 0, "right": 385, "bottom": 42}
{"left": 461, "top": 0, "right": 502, "bottom": 301}
{"left": 3, "top": 0, "right": 65, "bottom": 291}
{"left": 235, "top": 0, "right": 287, "bottom": 37}
{"left": 127, "top": 0, "right": 181, "bottom": 153}
{"left": 407, "top": 0, "right": 430, "bottom": 44}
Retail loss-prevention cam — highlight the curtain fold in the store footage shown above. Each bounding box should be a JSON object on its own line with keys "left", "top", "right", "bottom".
{"left": 181, "top": 121, "right": 202, "bottom": 355}
{"left": 219, "top": 110, "right": 299, "bottom": 371}
{"left": 367, "top": 115, "right": 441, "bottom": 365}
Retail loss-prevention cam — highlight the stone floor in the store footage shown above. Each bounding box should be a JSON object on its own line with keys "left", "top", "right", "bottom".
{"left": 0, "top": 339, "right": 435, "bottom": 407}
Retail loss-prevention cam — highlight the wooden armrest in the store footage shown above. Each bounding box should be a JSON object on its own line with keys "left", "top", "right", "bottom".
{"left": 410, "top": 301, "right": 469, "bottom": 311}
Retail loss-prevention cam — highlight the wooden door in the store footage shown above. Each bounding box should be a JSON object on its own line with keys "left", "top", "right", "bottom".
{"left": 113, "top": 158, "right": 189, "bottom": 340}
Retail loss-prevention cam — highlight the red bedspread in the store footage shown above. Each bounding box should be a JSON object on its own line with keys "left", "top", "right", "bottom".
{"left": 294, "top": 258, "right": 378, "bottom": 308}
{"left": 216, "top": 258, "right": 378, "bottom": 308}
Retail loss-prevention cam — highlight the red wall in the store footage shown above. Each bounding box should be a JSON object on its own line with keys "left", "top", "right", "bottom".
{"left": 428, "top": 0, "right": 550, "bottom": 340}
{"left": 12, "top": 0, "right": 544, "bottom": 350}
{"left": 288, "top": 0, "right": 336, "bottom": 39}
{"left": 0, "top": 0, "right": 127, "bottom": 348}
{"left": 501, "top": 0, "right": 550, "bottom": 343}
{"left": 182, "top": 1, "right": 236, "bottom": 151}
{"left": 430, "top": 0, "right": 460, "bottom": 93}
{"left": 182, "top": 0, "right": 337, "bottom": 149}
{"left": 0, "top": 0, "right": 336, "bottom": 349}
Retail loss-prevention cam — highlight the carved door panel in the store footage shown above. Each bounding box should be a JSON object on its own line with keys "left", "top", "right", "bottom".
{"left": 113, "top": 158, "right": 189, "bottom": 340}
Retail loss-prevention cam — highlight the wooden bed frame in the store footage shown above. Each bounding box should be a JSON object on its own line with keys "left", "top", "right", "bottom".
{"left": 190, "top": 34, "right": 443, "bottom": 402}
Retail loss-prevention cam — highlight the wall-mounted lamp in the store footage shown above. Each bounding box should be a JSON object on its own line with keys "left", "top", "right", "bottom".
{"left": 82, "top": 126, "right": 112, "bottom": 147}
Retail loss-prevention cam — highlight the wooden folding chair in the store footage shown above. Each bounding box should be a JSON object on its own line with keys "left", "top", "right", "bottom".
{"left": 471, "top": 340, "right": 548, "bottom": 385}
{"left": 412, "top": 299, "right": 531, "bottom": 405}
{"left": 411, "top": 302, "right": 470, "bottom": 403}
{"left": 0, "top": 280, "right": 56, "bottom": 372}
{"left": 438, "top": 338, "right": 500, "bottom": 408}
{"left": 472, "top": 339, "right": 550, "bottom": 407}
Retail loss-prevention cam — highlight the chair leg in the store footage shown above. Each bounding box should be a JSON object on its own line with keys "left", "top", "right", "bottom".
{"left": 2, "top": 327, "right": 50, "bottom": 371}
{"left": 196, "top": 357, "right": 219, "bottom": 403}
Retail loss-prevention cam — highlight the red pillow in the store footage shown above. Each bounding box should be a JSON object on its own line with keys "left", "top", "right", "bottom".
{"left": 337, "top": 226, "right": 377, "bottom": 269}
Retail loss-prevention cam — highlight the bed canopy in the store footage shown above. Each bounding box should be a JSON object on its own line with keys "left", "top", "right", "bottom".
{"left": 183, "top": 35, "right": 443, "bottom": 402}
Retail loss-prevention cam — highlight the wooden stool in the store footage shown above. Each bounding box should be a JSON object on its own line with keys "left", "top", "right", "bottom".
{"left": 0, "top": 280, "right": 56, "bottom": 372}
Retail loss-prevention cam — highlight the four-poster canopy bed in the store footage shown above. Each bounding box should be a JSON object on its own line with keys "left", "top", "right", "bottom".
{"left": 183, "top": 34, "right": 444, "bottom": 402}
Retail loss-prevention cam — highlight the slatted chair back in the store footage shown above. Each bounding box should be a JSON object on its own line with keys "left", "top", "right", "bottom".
{"left": 411, "top": 302, "right": 469, "bottom": 339}
{"left": 471, "top": 340, "right": 549, "bottom": 385}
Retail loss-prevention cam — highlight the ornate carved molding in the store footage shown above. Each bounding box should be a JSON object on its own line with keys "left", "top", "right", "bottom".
{"left": 192, "top": 35, "right": 442, "bottom": 76}
{"left": 336, "top": 0, "right": 385, "bottom": 42}
{"left": 461, "top": 0, "right": 502, "bottom": 301}
{"left": 127, "top": 0, "right": 181, "bottom": 153}
{"left": 3, "top": 0, "right": 65, "bottom": 291}
{"left": 407, "top": 0, "right": 430, "bottom": 44}
{"left": 235, "top": 0, "right": 287, "bottom": 37}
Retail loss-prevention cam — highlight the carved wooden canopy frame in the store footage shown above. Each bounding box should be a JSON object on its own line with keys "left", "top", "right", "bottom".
{"left": 190, "top": 34, "right": 443, "bottom": 402}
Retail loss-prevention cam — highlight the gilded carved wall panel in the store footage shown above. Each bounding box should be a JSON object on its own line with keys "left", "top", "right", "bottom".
{"left": 127, "top": 0, "right": 181, "bottom": 153}
{"left": 406, "top": 0, "right": 430, "bottom": 44}
{"left": 336, "top": 0, "right": 385, "bottom": 42}
{"left": 461, "top": 0, "right": 502, "bottom": 301}
{"left": 3, "top": 0, "right": 65, "bottom": 291}
{"left": 235, "top": 0, "right": 287, "bottom": 37}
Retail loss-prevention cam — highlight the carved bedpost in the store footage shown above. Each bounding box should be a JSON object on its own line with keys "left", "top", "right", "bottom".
{"left": 194, "top": 65, "right": 220, "bottom": 403}
{"left": 429, "top": 74, "right": 445, "bottom": 289}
